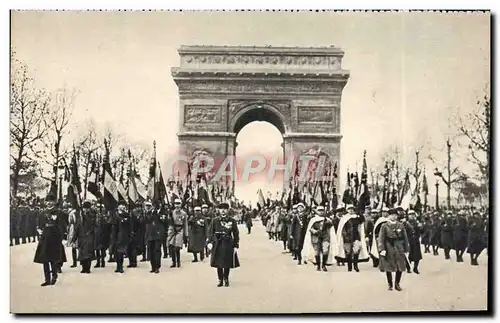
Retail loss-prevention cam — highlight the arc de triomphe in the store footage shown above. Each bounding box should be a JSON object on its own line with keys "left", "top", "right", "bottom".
{"left": 172, "top": 45, "right": 349, "bottom": 187}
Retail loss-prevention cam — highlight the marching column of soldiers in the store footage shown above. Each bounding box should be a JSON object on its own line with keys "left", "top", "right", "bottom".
{"left": 259, "top": 201, "right": 489, "bottom": 291}
{"left": 11, "top": 193, "right": 249, "bottom": 288}
{"left": 10, "top": 191, "right": 487, "bottom": 291}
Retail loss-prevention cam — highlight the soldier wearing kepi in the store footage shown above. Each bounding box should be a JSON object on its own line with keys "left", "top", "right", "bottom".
{"left": 114, "top": 202, "right": 132, "bottom": 273}
{"left": 33, "top": 194, "right": 67, "bottom": 286}
{"left": 302, "top": 205, "right": 337, "bottom": 272}
{"left": 290, "top": 203, "right": 308, "bottom": 265}
{"left": 73, "top": 201, "right": 96, "bottom": 274}
{"left": 144, "top": 200, "right": 167, "bottom": 273}
{"left": 453, "top": 210, "right": 468, "bottom": 263}
{"left": 188, "top": 206, "right": 207, "bottom": 262}
{"left": 94, "top": 206, "right": 111, "bottom": 268}
{"left": 378, "top": 208, "right": 409, "bottom": 291}
{"left": 440, "top": 211, "right": 454, "bottom": 260}
{"left": 207, "top": 203, "right": 240, "bottom": 287}
{"left": 167, "top": 198, "right": 188, "bottom": 268}
{"left": 402, "top": 210, "right": 422, "bottom": 274}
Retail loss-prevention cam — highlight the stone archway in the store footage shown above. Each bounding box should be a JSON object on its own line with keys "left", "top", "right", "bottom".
{"left": 172, "top": 45, "right": 349, "bottom": 190}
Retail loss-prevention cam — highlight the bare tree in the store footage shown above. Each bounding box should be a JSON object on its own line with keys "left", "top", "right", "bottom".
{"left": 456, "top": 88, "right": 490, "bottom": 183}
{"left": 10, "top": 53, "right": 49, "bottom": 197}
{"left": 42, "top": 86, "right": 78, "bottom": 186}
{"left": 74, "top": 118, "right": 100, "bottom": 200}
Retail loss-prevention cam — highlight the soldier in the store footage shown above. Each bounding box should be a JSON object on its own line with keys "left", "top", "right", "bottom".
{"left": 201, "top": 204, "right": 213, "bottom": 257}
{"left": 277, "top": 206, "right": 289, "bottom": 252}
{"left": 290, "top": 203, "right": 309, "bottom": 265}
{"left": 467, "top": 211, "right": 485, "bottom": 266}
{"left": 188, "top": 206, "right": 207, "bottom": 262}
{"left": 440, "top": 211, "right": 454, "bottom": 260}
{"left": 430, "top": 211, "right": 442, "bottom": 256}
{"left": 421, "top": 215, "right": 432, "bottom": 253}
{"left": 167, "top": 198, "right": 187, "bottom": 268}
{"left": 94, "top": 206, "right": 111, "bottom": 268}
{"left": 453, "top": 210, "right": 468, "bottom": 262}
{"left": 73, "top": 201, "right": 96, "bottom": 274}
{"left": 114, "top": 202, "right": 132, "bottom": 273}
{"left": 127, "top": 203, "right": 142, "bottom": 268}
{"left": 107, "top": 209, "right": 117, "bottom": 263}
{"left": 207, "top": 203, "right": 240, "bottom": 287}
{"left": 33, "top": 194, "right": 67, "bottom": 286}
{"left": 17, "top": 199, "right": 29, "bottom": 244}
{"left": 403, "top": 210, "right": 422, "bottom": 274}
{"left": 335, "top": 204, "right": 369, "bottom": 272}
{"left": 377, "top": 208, "right": 409, "bottom": 291}
{"left": 302, "top": 205, "right": 336, "bottom": 272}
{"left": 144, "top": 201, "right": 167, "bottom": 273}
{"left": 242, "top": 207, "right": 253, "bottom": 234}
{"left": 66, "top": 207, "right": 79, "bottom": 268}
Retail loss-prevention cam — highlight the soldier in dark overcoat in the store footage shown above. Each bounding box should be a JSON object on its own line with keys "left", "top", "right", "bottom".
{"left": 440, "top": 211, "right": 454, "bottom": 260}
{"left": 33, "top": 194, "right": 67, "bottom": 286}
{"left": 73, "top": 201, "right": 96, "bottom": 274}
{"left": 114, "top": 202, "right": 132, "bottom": 273}
{"left": 207, "top": 203, "right": 240, "bottom": 287}
{"left": 201, "top": 204, "right": 213, "bottom": 257}
{"left": 126, "top": 203, "right": 142, "bottom": 268}
{"left": 144, "top": 201, "right": 167, "bottom": 273}
{"left": 467, "top": 211, "right": 485, "bottom": 266}
{"left": 188, "top": 206, "right": 207, "bottom": 262}
{"left": 403, "top": 210, "right": 422, "bottom": 274}
{"left": 421, "top": 216, "right": 432, "bottom": 253}
{"left": 242, "top": 208, "right": 253, "bottom": 234}
{"left": 94, "top": 207, "right": 111, "bottom": 268}
{"left": 377, "top": 208, "right": 409, "bottom": 291}
{"left": 290, "top": 203, "right": 309, "bottom": 265}
{"left": 453, "top": 211, "right": 469, "bottom": 262}
{"left": 17, "top": 199, "right": 29, "bottom": 244}
{"left": 278, "top": 207, "right": 290, "bottom": 252}
{"left": 430, "top": 212, "right": 442, "bottom": 255}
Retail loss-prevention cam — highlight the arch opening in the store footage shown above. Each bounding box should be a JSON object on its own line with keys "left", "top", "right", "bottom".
{"left": 234, "top": 120, "right": 284, "bottom": 207}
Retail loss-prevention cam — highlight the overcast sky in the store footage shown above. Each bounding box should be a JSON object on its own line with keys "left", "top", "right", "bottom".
{"left": 11, "top": 11, "right": 490, "bottom": 204}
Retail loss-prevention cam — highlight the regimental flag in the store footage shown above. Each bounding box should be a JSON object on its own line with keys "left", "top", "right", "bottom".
{"left": 399, "top": 171, "right": 413, "bottom": 210}
{"left": 87, "top": 155, "right": 102, "bottom": 200}
{"left": 313, "top": 182, "right": 323, "bottom": 206}
{"left": 101, "top": 139, "right": 118, "bottom": 210}
{"left": 357, "top": 150, "right": 371, "bottom": 214}
{"left": 257, "top": 188, "right": 266, "bottom": 210}
{"left": 128, "top": 175, "right": 139, "bottom": 203}
{"left": 67, "top": 148, "right": 82, "bottom": 209}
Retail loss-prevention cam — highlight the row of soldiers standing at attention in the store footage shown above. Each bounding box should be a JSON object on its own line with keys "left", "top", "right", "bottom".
{"left": 28, "top": 193, "right": 248, "bottom": 287}
{"left": 260, "top": 202, "right": 488, "bottom": 291}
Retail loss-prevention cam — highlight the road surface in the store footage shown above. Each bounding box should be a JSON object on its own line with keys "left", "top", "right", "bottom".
{"left": 10, "top": 224, "right": 488, "bottom": 313}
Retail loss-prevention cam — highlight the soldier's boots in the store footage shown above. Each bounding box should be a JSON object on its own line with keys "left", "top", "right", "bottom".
{"left": 394, "top": 284, "right": 403, "bottom": 291}
{"left": 192, "top": 253, "right": 198, "bottom": 263}
{"left": 217, "top": 280, "right": 223, "bottom": 287}
{"left": 315, "top": 255, "right": 321, "bottom": 271}
{"left": 322, "top": 255, "right": 328, "bottom": 272}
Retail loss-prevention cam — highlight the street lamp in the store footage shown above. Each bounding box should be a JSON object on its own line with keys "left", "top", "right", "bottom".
{"left": 433, "top": 169, "right": 440, "bottom": 210}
